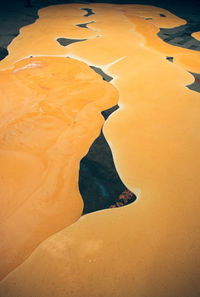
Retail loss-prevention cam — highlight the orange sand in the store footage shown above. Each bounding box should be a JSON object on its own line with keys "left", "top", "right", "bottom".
{"left": 0, "top": 55, "right": 118, "bottom": 279}
{"left": 0, "top": 3, "right": 200, "bottom": 297}
{"left": 192, "top": 31, "right": 200, "bottom": 41}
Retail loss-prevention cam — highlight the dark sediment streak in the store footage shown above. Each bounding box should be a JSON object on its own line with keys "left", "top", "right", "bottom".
{"left": 57, "top": 38, "right": 87, "bottom": 47}
{"left": 158, "top": 21, "right": 200, "bottom": 51}
{"left": 187, "top": 72, "right": 200, "bottom": 93}
{"left": 90, "top": 65, "right": 113, "bottom": 82}
{"left": 82, "top": 7, "right": 95, "bottom": 17}
{"left": 159, "top": 24, "right": 200, "bottom": 93}
{"left": 79, "top": 67, "right": 136, "bottom": 214}
{"left": 76, "top": 21, "right": 95, "bottom": 29}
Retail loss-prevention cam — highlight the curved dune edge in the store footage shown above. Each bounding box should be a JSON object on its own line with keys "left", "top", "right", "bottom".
{"left": 0, "top": 3, "right": 200, "bottom": 297}
{"left": 0, "top": 55, "right": 118, "bottom": 280}
{"left": 192, "top": 31, "right": 200, "bottom": 41}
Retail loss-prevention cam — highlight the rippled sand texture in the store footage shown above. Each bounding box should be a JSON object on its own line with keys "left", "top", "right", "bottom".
{"left": 0, "top": 56, "right": 118, "bottom": 279}
{"left": 0, "top": 3, "right": 200, "bottom": 297}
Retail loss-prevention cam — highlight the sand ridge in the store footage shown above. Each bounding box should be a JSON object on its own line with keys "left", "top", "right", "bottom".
{"left": 0, "top": 3, "right": 200, "bottom": 297}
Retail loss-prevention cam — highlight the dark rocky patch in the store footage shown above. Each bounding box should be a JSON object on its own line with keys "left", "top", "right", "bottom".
{"left": 79, "top": 130, "right": 136, "bottom": 214}
{"left": 110, "top": 190, "right": 136, "bottom": 208}
{"left": 90, "top": 65, "right": 113, "bottom": 82}
{"left": 159, "top": 19, "right": 200, "bottom": 94}
{"left": 79, "top": 65, "right": 136, "bottom": 214}
{"left": 101, "top": 105, "right": 119, "bottom": 120}
{"left": 82, "top": 8, "right": 95, "bottom": 17}
{"left": 76, "top": 21, "right": 94, "bottom": 29}
{"left": 57, "top": 38, "right": 87, "bottom": 47}
{"left": 0, "top": 46, "right": 8, "bottom": 61}
{"left": 187, "top": 72, "right": 200, "bottom": 93}
{"left": 158, "top": 20, "right": 200, "bottom": 51}
{"left": 166, "top": 56, "right": 174, "bottom": 62}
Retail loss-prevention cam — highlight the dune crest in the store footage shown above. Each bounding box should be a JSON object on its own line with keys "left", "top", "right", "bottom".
{"left": 0, "top": 3, "right": 200, "bottom": 297}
